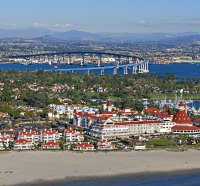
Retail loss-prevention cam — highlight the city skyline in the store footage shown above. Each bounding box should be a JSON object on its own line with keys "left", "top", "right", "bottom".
{"left": 0, "top": 0, "right": 200, "bottom": 33}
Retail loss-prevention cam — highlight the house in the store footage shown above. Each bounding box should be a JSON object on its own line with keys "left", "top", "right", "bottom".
{"left": 14, "top": 139, "right": 34, "bottom": 150}
{"left": 47, "top": 112, "right": 60, "bottom": 119}
{"left": 75, "top": 142, "right": 94, "bottom": 151}
{"left": 64, "top": 128, "right": 84, "bottom": 142}
{"left": 0, "top": 112, "right": 8, "bottom": 118}
{"left": 40, "top": 129, "right": 62, "bottom": 143}
{"left": 42, "top": 142, "right": 60, "bottom": 149}
{"left": 97, "top": 140, "right": 114, "bottom": 150}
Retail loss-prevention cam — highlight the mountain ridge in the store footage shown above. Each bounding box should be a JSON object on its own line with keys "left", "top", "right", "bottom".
{"left": 0, "top": 28, "right": 200, "bottom": 42}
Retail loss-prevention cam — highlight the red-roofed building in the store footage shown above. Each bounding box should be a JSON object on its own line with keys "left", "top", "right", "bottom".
{"left": 120, "top": 108, "right": 138, "bottom": 116}
{"left": 172, "top": 102, "right": 192, "bottom": 124}
{"left": 40, "top": 129, "right": 62, "bottom": 143}
{"left": 172, "top": 101, "right": 200, "bottom": 134}
{"left": 14, "top": 139, "right": 34, "bottom": 150}
{"left": 73, "top": 111, "right": 111, "bottom": 127}
{"left": 42, "top": 142, "right": 60, "bottom": 149}
{"left": 64, "top": 128, "right": 84, "bottom": 142}
{"left": 144, "top": 107, "right": 161, "bottom": 115}
{"left": 103, "top": 100, "right": 114, "bottom": 112}
{"left": 18, "top": 129, "right": 40, "bottom": 143}
{"left": 90, "top": 120, "right": 171, "bottom": 140}
{"left": 0, "top": 133, "right": 14, "bottom": 150}
{"left": 157, "top": 111, "right": 172, "bottom": 121}
{"left": 75, "top": 142, "right": 94, "bottom": 151}
{"left": 97, "top": 140, "right": 115, "bottom": 150}
{"left": 106, "top": 100, "right": 112, "bottom": 107}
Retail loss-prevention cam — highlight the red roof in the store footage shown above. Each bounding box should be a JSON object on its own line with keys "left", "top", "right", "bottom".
{"left": 76, "top": 112, "right": 96, "bottom": 118}
{"left": 102, "top": 110, "right": 118, "bottom": 115}
{"left": 65, "top": 129, "right": 83, "bottom": 136}
{"left": 65, "top": 129, "right": 75, "bottom": 134}
{"left": 172, "top": 125, "right": 200, "bottom": 131}
{"left": 77, "top": 142, "right": 94, "bottom": 148}
{"left": 0, "top": 134, "right": 14, "bottom": 140}
{"left": 157, "top": 111, "right": 171, "bottom": 118}
{"left": 179, "top": 101, "right": 184, "bottom": 107}
{"left": 91, "top": 116, "right": 109, "bottom": 120}
{"left": 15, "top": 139, "right": 32, "bottom": 144}
{"left": 41, "top": 129, "right": 58, "bottom": 135}
{"left": 97, "top": 140, "right": 111, "bottom": 145}
{"left": 145, "top": 107, "right": 160, "bottom": 115}
{"left": 43, "top": 142, "right": 59, "bottom": 146}
{"left": 114, "top": 120, "right": 162, "bottom": 126}
{"left": 19, "top": 130, "right": 39, "bottom": 136}
{"left": 106, "top": 100, "right": 112, "bottom": 107}
{"left": 172, "top": 110, "right": 192, "bottom": 124}
{"left": 172, "top": 101, "right": 192, "bottom": 124}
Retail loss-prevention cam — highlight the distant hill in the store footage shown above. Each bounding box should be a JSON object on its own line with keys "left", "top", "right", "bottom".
{"left": 0, "top": 28, "right": 53, "bottom": 38}
{"left": 0, "top": 28, "right": 200, "bottom": 42}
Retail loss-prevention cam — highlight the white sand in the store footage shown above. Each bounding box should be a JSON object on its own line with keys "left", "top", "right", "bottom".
{"left": 0, "top": 150, "right": 200, "bottom": 185}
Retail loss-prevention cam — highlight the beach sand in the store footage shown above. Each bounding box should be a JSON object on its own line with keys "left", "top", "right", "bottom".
{"left": 0, "top": 150, "right": 200, "bottom": 185}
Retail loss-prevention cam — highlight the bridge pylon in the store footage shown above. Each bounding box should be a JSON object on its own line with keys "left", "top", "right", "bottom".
{"left": 113, "top": 67, "right": 118, "bottom": 75}
{"left": 124, "top": 66, "right": 128, "bottom": 75}
{"left": 132, "top": 66, "right": 137, "bottom": 74}
{"left": 100, "top": 68, "right": 105, "bottom": 76}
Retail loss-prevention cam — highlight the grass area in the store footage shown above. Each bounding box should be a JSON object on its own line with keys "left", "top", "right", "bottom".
{"left": 146, "top": 139, "right": 176, "bottom": 148}
{"left": 85, "top": 92, "right": 101, "bottom": 98}
{"left": 149, "top": 93, "right": 200, "bottom": 99}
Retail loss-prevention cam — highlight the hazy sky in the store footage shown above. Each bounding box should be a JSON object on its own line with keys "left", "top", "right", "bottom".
{"left": 0, "top": 0, "right": 200, "bottom": 33}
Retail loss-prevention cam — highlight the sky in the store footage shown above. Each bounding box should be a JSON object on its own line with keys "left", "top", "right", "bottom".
{"left": 0, "top": 0, "right": 200, "bottom": 33}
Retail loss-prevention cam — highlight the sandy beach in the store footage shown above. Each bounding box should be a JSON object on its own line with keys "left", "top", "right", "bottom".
{"left": 1, "top": 150, "right": 200, "bottom": 185}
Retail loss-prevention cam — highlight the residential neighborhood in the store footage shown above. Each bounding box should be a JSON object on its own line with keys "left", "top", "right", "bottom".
{"left": 0, "top": 99, "right": 199, "bottom": 152}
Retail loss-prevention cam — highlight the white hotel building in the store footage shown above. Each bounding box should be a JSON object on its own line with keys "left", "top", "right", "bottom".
{"left": 90, "top": 119, "right": 174, "bottom": 140}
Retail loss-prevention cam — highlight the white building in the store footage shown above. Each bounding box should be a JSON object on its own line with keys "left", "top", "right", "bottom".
{"left": 40, "top": 129, "right": 62, "bottom": 143}
{"left": 0, "top": 134, "right": 14, "bottom": 149}
{"left": 75, "top": 142, "right": 94, "bottom": 151}
{"left": 18, "top": 129, "right": 40, "bottom": 143}
{"left": 42, "top": 142, "right": 60, "bottom": 149}
{"left": 64, "top": 128, "right": 84, "bottom": 142}
{"left": 14, "top": 139, "right": 34, "bottom": 150}
{"left": 90, "top": 120, "right": 174, "bottom": 140}
{"left": 97, "top": 140, "right": 115, "bottom": 150}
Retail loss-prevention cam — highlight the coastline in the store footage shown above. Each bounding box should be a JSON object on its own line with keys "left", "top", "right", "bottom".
{"left": 14, "top": 169, "right": 200, "bottom": 186}
{"left": 1, "top": 150, "right": 200, "bottom": 185}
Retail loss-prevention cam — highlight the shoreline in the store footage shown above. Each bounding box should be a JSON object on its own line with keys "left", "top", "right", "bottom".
{"left": 1, "top": 150, "right": 200, "bottom": 185}
{"left": 14, "top": 168, "right": 200, "bottom": 186}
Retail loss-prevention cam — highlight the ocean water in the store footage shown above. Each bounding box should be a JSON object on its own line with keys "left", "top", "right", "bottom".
{"left": 0, "top": 63, "right": 199, "bottom": 78}
{"left": 18, "top": 170, "right": 200, "bottom": 186}
{"left": 149, "top": 63, "right": 200, "bottom": 78}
